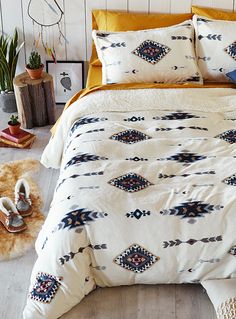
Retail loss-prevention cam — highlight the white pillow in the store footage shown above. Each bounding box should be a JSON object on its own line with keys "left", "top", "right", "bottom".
{"left": 92, "top": 21, "right": 203, "bottom": 85}
{"left": 193, "top": 15, "right": 236, "bottom": 82}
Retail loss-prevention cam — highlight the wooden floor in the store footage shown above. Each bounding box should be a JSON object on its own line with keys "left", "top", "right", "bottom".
{"left": 0, "top": 107, "right": 216, "bottom": 319}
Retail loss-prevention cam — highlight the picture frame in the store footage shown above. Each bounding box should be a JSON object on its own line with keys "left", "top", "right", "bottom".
{"left": 46, "top": 60, "right": 85, "bottom": 104}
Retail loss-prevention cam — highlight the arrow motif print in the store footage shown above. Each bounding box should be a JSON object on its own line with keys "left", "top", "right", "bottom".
{"left": 163, "top": 236, "right": 222, "bottom": 248}
{"left": 198, "top": 34, "right": 222, "bottom": 41}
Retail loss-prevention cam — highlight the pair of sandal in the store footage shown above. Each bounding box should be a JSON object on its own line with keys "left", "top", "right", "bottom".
{"left": 0, "top": 179, "right": 32, "bottom": 233}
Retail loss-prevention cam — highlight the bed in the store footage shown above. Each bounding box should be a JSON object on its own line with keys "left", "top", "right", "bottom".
{"left": 23, "top": 7, "right": 236, "bottom": 319}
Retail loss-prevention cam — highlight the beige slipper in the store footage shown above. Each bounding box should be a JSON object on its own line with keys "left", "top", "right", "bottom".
{"left": 15, "top": 178, "right": 32, "bottom": 217}
{"left": 0, "top": 197, "right": 27, "bottom": 233}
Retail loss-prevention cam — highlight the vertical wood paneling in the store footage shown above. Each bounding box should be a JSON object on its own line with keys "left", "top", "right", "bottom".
{"left": 192, "top": 0, "right": 213, "bottom": 7}
{"left": 107, "top": 0, "right": 128, "bottom": 11}
{"left": 21, "top": 0, "right": 66, "bottom": 66}
{"left": 149, "top": 0, "right": 171, "bottom": 13}
{"left": 128, "top": 0, "right": 149, "bottom": 12}
{"left": 1, "top": 0, "right": 25, "bottom": 73}
{"left": 86, "top": 0, "right": 106, "bottom": 60}
{"left": 64, "top": 0, "right": 86, "bottom": 60}
{"left": 212, "top": 0, "right": 234, "bottom": 9}
{"left": 0, "top": 0, "right": 3, "bottom": 34}
{"left": 171, "top": 0, "right": 191, "bottom": 13}
{"left": 1, "top": 0, "right": 235, "bottom": 73}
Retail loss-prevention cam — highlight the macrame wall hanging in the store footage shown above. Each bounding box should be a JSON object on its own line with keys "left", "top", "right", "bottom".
{"left": 27, "top": 0, "right": 68, "bottom": 62}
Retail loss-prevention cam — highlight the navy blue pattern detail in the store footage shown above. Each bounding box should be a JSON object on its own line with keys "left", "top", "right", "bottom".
{"left": 65, "top": 153, "right": 108, "bottom": 169}
{"left": 96, "top": 32, "right": 110, "bottom": 38}
{"left": 164, "top": 151, "right": 207, "bottom": 164}
{"left": 215, "top": 130, "right": 236, "bottom": 144}
{"left": 101, "top": 42, "right": 126, "bottom": 51}
{"left": 126, "top": 157, "right": 148, "bottom": 162}
{"left": 70, "top": 117, "right": 108, "bottom": 135}
{"left": 124, "top": 116, "right": 144, "bottom": 122}
{"left": 185, "top": 75, "right": 201, "bottom": 82}
{"left": 156, "top": 126, "right": 207, "bottom": 131}
{"left": 163, "top": 236, "right": 222, "bottom": 248}
{"left": 29, "top": 272, "right": 62, "bottom": 303}
{"left": 86, "top": 128, "right": 105, "bottom": 133}
{"left": 197, "top": 18, "right": 212, "bottom": 23}
{"left": 153, "top": 112, "right": 201, "bottom": 120}
{"left": 57, "top": 208, "right": 108, "bottom": 230}
{"left": 171, "top": 36, "right": 192, "bottom": 42}
{"left": 225, "top": 41, "right": 236, "bottom": 61}
{"left": 110, "top": 129, "right": 151, "bottom": 144}
{"left": 114, "top": 244, "right": 159, "bottom": 273}
{"left": 160, "top": 201, "right": 223, "bottom": 224}
{"left": 126, "top": 209, "right": 151, "bottom": 219}
{"left": 132, "top": 40, "right": 171, "bottom": 65}
{"left": 198, "top": 34, "right": 222, "bottom": 41}
{"left": 108, "top": 172, "right": 153, "bottom": 193}
{"left": 159, "top": 171, "right": 215, "bottom": 179}
{"left": 229, "top": 245, "right": 236, "bottom": 256}
{"left": 223, "top": 174, "right": 236, "bottom": 186}
{"left": 59, "top": 244, "right": 107, "bottom": 265}
{"left": 56, "top": 171, "right": 104, "bottom": 191}
{"left": 56, "top": 172, "right": 103, "bottom": 190}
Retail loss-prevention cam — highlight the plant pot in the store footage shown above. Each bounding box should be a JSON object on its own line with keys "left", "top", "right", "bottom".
{"left": 26, "top": 64, "right": 44, "bottom": 80}
{"left": 8, "top": 121, "right": 21, "bottom": 135}
{"left": 0, "top": 91, "right": 17, "bottom": 113}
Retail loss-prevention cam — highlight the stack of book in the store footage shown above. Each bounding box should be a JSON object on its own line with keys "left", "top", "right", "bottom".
{"left": 0, "top": 128, "right": 36, "bottom": 149}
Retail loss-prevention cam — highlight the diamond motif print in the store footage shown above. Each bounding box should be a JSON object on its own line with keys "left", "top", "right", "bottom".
{"left": 126, "top": 209, "right": 151, "bottom": 219}
{"left": 215, "top": 130, "right": 236, "bottom": 144}
{"left": 108, "top": 172, "right": 153, "bottom": 193}
{"left": 167, "top": 152, "right": 207, "bottom": 163}
{"left": 29, "top": 272, "right": 62, "bottom": 303}
{"left": 225, "top": 41, "right": 236, "bottom": 61}
{"left": 114, "top": 244, "right": 159, "bottom": 273}
{"left": 132, "top": 40, "right": 171, "bottom": 65}
{"left": 110, "top": 129, "right": 151, "bottom": 144}
{"left": 160, "top": 201, "right": 223, "bottom": 224}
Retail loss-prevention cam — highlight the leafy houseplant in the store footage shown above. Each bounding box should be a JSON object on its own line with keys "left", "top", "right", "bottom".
{"left": 8, "top": 114, "right": 21, "bottom": 135}
{"left": 26, "top": 51, "right": 44, "bottom": 80}
{"left": 0, "top": 29, "right": 24, "bottom": 113}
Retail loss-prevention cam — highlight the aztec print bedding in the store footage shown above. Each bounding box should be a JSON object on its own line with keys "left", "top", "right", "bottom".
{"left": 24, "top": 88, "right": 236, "bottom": 319}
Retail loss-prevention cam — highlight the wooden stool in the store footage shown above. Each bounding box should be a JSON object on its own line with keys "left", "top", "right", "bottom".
{"left": 13, "top": 72, "right": 56, "bottom": 129}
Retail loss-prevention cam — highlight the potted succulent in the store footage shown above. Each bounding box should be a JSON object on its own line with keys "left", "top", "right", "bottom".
{"left": 8, "top": 115, "right": 21, "bottom": 135}
{"left": 0, "top": 29, "right": 24, "bottom": 113}
{"left": 26, "top": 51, "right": 44, "bottom": 80}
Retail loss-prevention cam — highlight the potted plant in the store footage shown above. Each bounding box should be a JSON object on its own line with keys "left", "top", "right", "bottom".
{"left": 8, "top": 115, "right": 21, "bottom": 135}
{"left": 0, "top": 29, "right": 24, "bottom": 113}
{"left": 26, "top": 51, "right": 44, "bottom": 80}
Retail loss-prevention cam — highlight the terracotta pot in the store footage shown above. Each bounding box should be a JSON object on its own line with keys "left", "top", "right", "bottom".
{"left": 8, "top": 121, "right": 21, "bottom": 135}
{"left": 26, "top": 64, "right": 44, "bottom": 80}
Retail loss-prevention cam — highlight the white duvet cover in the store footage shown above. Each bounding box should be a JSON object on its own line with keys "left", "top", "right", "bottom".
{"left": 24, "top": 88, "right": 236, "bottom": 319}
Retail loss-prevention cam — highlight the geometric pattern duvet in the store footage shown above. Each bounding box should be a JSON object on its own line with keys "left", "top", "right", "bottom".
{"left": 23, "top": 107, "right": 236, "bottom": 318}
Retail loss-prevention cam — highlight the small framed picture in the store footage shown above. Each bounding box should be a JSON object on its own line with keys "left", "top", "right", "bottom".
{"left": 46, "top": 60, "right": 85, "bottom": 104}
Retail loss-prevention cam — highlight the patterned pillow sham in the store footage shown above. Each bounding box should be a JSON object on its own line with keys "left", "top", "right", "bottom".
{"left": 92, "top": 21, "right": 203, "bottom": 85}
{"left": 193, "top": 15, "right": 236, "bottom": 82}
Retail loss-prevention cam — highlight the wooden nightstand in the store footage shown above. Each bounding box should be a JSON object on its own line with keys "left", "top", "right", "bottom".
{"left": 13, "top": 72, "right": 56, "bottom": 129}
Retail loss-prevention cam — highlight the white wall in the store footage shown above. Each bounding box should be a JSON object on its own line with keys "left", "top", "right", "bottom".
{"left": 0, "top": 0, "right": 235, "bottom": 73}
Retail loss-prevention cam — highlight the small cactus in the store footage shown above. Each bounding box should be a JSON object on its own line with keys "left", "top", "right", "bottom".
{"left": 9, "top": 114, "right": 19, "bottom": 125}
{"left": 27, "top": 51, "right": 42, "bottom": 70}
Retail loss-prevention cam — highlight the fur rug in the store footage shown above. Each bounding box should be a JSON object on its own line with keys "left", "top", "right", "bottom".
{"left": 0, "top": 159, "right": 44, "bottom": 261}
